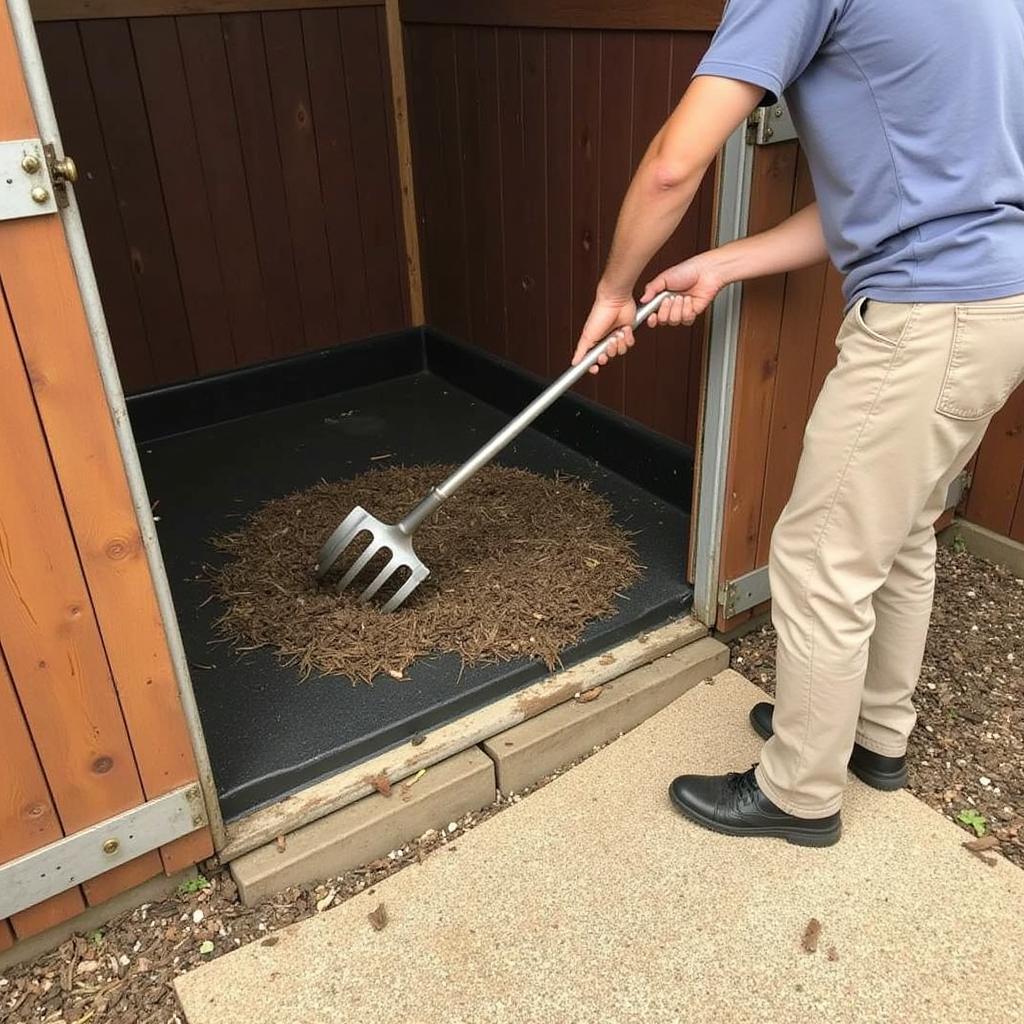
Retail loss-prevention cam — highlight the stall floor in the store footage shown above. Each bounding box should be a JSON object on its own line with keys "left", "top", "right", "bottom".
{"left": 141, "top": 370, "right": 693, "bottom": 820}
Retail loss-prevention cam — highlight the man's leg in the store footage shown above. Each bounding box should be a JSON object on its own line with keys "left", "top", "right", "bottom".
{"left": 855, "top": 447, "right": 983, "bottom": 756}
{"left": 756, "top": 298, "right": 1004, "bottom": 817}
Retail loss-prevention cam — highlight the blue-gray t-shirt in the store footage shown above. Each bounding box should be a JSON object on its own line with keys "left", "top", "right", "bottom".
{"left": 695, "top": 0, "right": 1024, "bottom": 307}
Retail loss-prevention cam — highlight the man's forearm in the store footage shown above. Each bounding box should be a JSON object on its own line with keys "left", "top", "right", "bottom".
{"left": 598, "top": 139, "right": 705, "bottom": 299}
{"left": 708, "top": 202, "right": 828, "bottom": 285}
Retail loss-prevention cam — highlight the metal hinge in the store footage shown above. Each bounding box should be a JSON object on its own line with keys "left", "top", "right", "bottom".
{"left": 0, "top": 137, "right": 77, "bottom": 222}
{"left": 748, "top": 100, "right": 798, "bottom": 145}
{"left": 719, "top": 565, "right": 771, "bottom": 619}
{"left": 0, "top": 783, "right": 207, "bottom": 920}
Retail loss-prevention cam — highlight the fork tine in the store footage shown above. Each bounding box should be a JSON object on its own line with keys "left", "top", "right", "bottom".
{"left": 337, "top": 538, "right": 384, "bottom": 592}
{"left": 357, "top": 554, "right": 400, "bottom": 603}
{"left": 316, "top": 507, "right": 368, "bottom": 578}
{"left": 380, "top": 565, "right": 430, "bottom": 613}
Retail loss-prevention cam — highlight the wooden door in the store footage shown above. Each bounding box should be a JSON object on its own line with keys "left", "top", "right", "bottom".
{"left": 0, "top": 1, "right": 212, "bottom": 949}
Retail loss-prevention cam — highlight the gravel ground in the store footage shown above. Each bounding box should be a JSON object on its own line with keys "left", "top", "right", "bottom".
{"left": 731, "top": 544, "right": 1024, "bottom": 866}
{"left": 0, "top": 743, "right": 610, "bottom": 1024}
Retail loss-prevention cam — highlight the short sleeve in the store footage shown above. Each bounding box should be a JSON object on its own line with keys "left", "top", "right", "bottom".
{"left": 694, "top": 0, "right": 845, "bottom": 103}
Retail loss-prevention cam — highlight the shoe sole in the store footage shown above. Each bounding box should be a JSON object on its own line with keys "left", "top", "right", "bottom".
{"left": 668, "top": 783, "right": 842, "bottom": 848}
{"left": 748, "top": 707, "right": 908, "bottom": 792}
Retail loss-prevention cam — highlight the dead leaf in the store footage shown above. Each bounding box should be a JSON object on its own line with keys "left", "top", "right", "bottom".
{"left": 75, "top": 960, "right": 99, "bottom": 976}
{"left": 801, "top": 918, "right": 822, "bottom": 954}
{"left": 962, "top": 835, "right": 1000, "bottom": 852}
{"left": 316, "top": 887, "right": 336, "bottom": 913}
{"left": 276, "top": 835, "right": 287, "bottom": 853}
{"left": 368, "top": 903, "right": 388, "bottom": 932}
{"left": 576, "top": 686, "right": 603, "bottom": 704}
{"left": 598, "top": 654, "right": 616, "bottom": 666}
{"left": 364, "top": 772, "right": 392, "bottom": 797}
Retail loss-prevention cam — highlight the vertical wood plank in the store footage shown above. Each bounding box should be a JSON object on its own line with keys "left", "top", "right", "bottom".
{"left": 338, "top": 5, "right": 407, "bottom": 334}
{"left": 79, "top": 18, "right": 197, "bottom": 384}
{"left": 302, "top": 7, "right": 373, "bottom": 340}
{"left": 36, "top": 22, "right": 155, "bottom": 393}
{"left": 222, "top": 12, "right": 305, "bottom": 359}
{"left": 0, "top": 280, "right": 162, "bottom": 902}
{"left": 473, "top": 26, "right": 508, "bottom": 354}
{"left": 594, "top": 30, "right": 633, "bottom": 413}
{"left": 0, "top": 648, "right": 87, "bottom": 939}
{"left": 519, "top": 28, "right": 550, "bottom": 376}
{"left": 498, "top": 28, "right": 548, "bottom": 377}
{"left": 131, "top": 15, "right": 237, "bottom": 376}
{"left": 1011, "top": 473, "right": 1024, "bottom": 544}
{"left": 756, "top": 153, "right": 827, "bottom": 564}
{"left": 965, "top": 387, "right": 1024, "bottom": 537}
{"left": 623, "top": 30, "right": 672, "bottom": 430}
{"left": 806, "top": 264, "right": 845, "bottom": 411}
{"left": 0, "top": 921, "right": 13, "bottom": 952}
{"left": 569, "top": 29, "right": 601, "bottom": 400}
{"left": 545, "top": 29, "right": 572, "bottom": 380}
{"left": 175, "top": 13, "right": 274, "bottom": 367}
{"left": 262, "top": 10, "right": 338, "bottom": 350}
{"left": 384, "top": 0, "right": 424, "bottom": 323}
{"left": 452, "top": 26, "right": 493, "bottom": 353}
{"left": 716, "top": 142, "right": 799, "bottom": 624}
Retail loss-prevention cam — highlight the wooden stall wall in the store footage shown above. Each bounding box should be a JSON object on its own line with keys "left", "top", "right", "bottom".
{"left": 401, "top": 4, "right": 719, "bottom": 447}
{"left": 33, "top": 1, "right": 410, "bottom": 395}
{"left": 965, "top": 398, "right": 1024, "bottom": 544}
{"left": 1, "top": 1, "right": 211, "bottom": 948}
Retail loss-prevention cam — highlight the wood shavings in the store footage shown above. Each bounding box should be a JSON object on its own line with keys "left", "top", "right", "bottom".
{"left": 207, "top": 464, "right": 640, "bottom": 684}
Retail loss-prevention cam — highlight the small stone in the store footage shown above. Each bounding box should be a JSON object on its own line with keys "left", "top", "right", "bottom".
{"left": 447, "top": 822, "right": 458, "bottom": 833}
{"left": 192, "top": 909, "right": 204, "bottom": 924}
{"left": 1000, "top": 807, "right": 1015, "bottom": 820}
{"left": 980, "top": 777, "right": 992, "bottom": 787}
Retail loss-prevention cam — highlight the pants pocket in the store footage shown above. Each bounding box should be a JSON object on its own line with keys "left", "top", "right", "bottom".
{"left": 936, "top": 304, "right": 1024, "bottom": 421}
{"left": 852, "top": 297, "right": 916, "bottom": 347}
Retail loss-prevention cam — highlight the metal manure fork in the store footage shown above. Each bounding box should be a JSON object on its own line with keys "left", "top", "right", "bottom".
{"left": 315, "top": 291, "right": 676, "bottom": 611}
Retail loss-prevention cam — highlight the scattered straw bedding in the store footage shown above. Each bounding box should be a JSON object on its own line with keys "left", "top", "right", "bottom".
{"left": 208, "top": 464, "right": 641, "bottom": 683}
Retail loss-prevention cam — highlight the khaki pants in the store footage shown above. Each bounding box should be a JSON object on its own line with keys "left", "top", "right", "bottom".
{"left": 756, "top": 293, "right": 1024, "bottom": 818}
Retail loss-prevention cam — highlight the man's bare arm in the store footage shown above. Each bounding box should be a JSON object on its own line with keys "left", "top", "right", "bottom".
{"left": 572, "top": 75, "right": 762, "bottom": 371}
{"left": 640, "top": 202, "right": 828, "bottom": 330}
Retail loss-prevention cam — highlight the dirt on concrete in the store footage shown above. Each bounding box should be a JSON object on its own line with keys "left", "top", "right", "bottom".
{"left": 731, "top": 544, "right": 1024, "bottom": 866}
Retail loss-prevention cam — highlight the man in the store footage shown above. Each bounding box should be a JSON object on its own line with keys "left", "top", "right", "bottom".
{"left": 573, "top": 0, "right": 1024, "bottom": 846}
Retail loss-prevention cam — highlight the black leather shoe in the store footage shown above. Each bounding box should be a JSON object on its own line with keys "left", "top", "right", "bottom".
{"left": 669, "top": 767, "right": 841, "bottom": 847}
{"left": 749, "top": 702, "right": 908, "bottom": 791}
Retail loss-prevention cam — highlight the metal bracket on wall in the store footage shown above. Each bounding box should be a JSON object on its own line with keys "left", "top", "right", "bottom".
{"left": 748, "top": 100, "right": 798, "bottom": 145}
{"left": 719, "top": 565, "right": 771, "bottom": 620}
{"left": 0, "top": 137, "right": 57, "bottom": 220}
{"left": 0, "top": 784, "right": 207, "bottom": 920}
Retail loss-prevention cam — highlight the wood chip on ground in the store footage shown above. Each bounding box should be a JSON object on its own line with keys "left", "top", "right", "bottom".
{"left": 207, "top": 464, "right": 640, "bottom": 683}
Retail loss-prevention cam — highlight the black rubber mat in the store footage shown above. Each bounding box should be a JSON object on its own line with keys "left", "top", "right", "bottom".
{"left": 139, "top": 370, "right": 693, "bottom": 821}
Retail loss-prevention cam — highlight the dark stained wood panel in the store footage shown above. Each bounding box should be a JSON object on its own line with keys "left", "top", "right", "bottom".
{"left": 406, "top": 21, "right": 716, "bottom": 443}
{"left": 400, "top": 0, "right": 724, "bottom": 32}
{"left": 37, "top": 8, "right": 409, "bottom": 391}
{"left": 966, "top": 387, "right": 1024, "bottom": 540}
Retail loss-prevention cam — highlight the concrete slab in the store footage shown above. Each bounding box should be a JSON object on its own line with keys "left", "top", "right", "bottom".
{"left": 483, "top": 637, "right": 728, "bottom": 793}
{"left": 178, "top": 671, "right": 1024, "bottom": 1024}
{"left": 230, "top": 747, "right": 494, "bottom": 905}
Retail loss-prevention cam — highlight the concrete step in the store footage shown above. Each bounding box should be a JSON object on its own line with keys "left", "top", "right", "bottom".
{"left": 229, "top": 635, "right": 726, "bottom": 905}
{"left": 483, "top": 635, "right": 728, "bottom": 793}
{"left": 179, "top": 670, "right": 1024, "bottom": 1024}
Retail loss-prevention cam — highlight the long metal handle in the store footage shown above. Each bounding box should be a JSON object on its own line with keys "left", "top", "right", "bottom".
{"left": 398, "top": 290, "right": 675, "bottom": 534}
